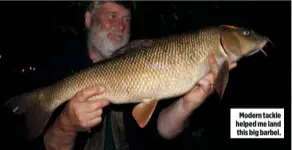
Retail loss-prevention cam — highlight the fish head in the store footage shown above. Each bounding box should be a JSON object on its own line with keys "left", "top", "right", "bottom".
{"left": 219, "top": 25, "right": 272, "bottom": 62}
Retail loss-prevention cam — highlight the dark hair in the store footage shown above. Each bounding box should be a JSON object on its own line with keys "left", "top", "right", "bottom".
{"left": 87, "top": 1, "right": 136, "bottom": 13}
{"left": 114, "top": 1, "right": 136, "bottom": 12}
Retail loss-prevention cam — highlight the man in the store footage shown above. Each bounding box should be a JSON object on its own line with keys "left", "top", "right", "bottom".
{"left": 35, "top": 1, "right": 237, "bottom": 150}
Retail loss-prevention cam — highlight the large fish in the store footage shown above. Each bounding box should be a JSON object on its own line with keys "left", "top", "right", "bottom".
{"left": 4, "top": 25, "right": 271, "bottom": 140}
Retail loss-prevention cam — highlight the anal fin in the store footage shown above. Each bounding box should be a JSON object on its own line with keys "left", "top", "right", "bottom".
{"left": 132, "top": 99, "right": 158, "bottom": 128}
{"left": 214, "top": 60, "right": 230, "bottom": 100}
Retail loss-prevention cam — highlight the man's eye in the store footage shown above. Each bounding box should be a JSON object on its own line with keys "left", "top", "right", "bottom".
{"left": 108, "top": 13, "right": 116, "bottom": 19}
{"left": 124, "top": 17, "right": 130, "bottom": 23}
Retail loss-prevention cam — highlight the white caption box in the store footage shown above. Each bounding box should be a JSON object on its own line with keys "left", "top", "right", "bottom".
{"left": 230, "top": 108, "right": 284, "bottom": 139}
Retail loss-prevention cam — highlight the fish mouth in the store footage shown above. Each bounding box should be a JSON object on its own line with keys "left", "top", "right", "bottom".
{"left": 245, "top": 37, "right": 273, "bottom": 57}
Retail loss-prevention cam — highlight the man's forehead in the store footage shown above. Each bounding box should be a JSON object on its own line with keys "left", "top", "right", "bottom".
{"left": 97, "top": 2, "right": 131, "bottom": 17}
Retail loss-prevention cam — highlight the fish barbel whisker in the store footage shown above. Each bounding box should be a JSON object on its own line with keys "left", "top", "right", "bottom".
{"left": 260, "top": 48, "right": 268, "bottom": 56}
{"left": 245, "top": 47, "right": 267, "bottom": 57}
{"left": 246, "top": 49, "right": 260, "bottom": 56}
{"left": 265, "top": 37, "right": 274, "bottom": 47}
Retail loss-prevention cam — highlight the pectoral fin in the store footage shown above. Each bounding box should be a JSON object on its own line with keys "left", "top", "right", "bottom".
{"left": 132, "top": 99, "right": 158, "bottom": 128}
{"left": 214, "top": 60, "right": 230, "bottom": 100}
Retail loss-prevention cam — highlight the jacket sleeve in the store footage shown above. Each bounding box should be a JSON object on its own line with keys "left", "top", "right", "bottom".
{"left": 135, "top": 98, "right": 191, "bottom": 150}
{"left": 27, "top": 134, "right": 47, "bottom": 150}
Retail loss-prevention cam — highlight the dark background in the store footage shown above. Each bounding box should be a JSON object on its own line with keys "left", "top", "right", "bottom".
{"left": 0, "top": 1, "right": 290, "bottom": 150}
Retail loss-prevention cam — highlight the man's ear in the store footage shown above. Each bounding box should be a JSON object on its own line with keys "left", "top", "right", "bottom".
{"left": 85, "top": 11, "right": 92, "bottom": 28}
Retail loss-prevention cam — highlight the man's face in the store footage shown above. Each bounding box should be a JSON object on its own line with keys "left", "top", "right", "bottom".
{"left": 88, "top": 2, "right": 131, "bottom": 58}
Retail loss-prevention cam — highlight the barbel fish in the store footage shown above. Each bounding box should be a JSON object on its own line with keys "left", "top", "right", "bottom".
{"left": 4, "top": 25, "right": 271, "bottom": 140}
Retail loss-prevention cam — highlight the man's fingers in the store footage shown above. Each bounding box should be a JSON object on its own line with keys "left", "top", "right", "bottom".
{"left": 229, "top": 63, "right": 237, "bottom": 70}
{"left": 203, "top": 72, "right": 216, "bottom": 84}
{"left": 85, "top": 117, "right": 102, "bottom": 128}
{"left": 74, "top": 86, "right": 105, "bottom": 102}
{"left": 208, "top": 55, "right": 218, "bottom": 77}
{"left": 86, "top": 109, "right": 103, "bottom": 120}
{"left": 197, "top": 77, "right": 213, "bottom": 94}
{"left": 86, "top": 99, "right": 110, "bottom": 112}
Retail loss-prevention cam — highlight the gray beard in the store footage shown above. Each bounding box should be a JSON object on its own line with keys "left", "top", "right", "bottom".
{"left": 88, "top": 24, "right": 129, "bottom": 58}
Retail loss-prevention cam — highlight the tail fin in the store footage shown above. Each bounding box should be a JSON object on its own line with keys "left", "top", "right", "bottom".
{"left": 3, "top": 92, "right": 38, "bottom": 115}
{"left": 3, "top": 91, "right": 53, "bottom": 140}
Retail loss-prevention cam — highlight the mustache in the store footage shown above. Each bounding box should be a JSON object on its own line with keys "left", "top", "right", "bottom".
{"left": 91, "top": 23, "right": 129, "bottom": 41}
{"left": 101, "top": 26, "right": 124, "bottom": 37}
{"left": 109, "top": 31, "right": 128, "bottom": 39}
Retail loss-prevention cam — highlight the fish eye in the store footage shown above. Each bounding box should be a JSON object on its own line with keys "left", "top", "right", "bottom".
{"left": 243, "top": 30, "right": 250, "bottom": 36}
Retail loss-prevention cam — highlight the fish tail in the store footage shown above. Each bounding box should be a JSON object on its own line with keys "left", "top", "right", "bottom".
{"left": 4, "top": 90, "right": 53, "bottom": 140}
{"left": 3, "top": 91, "right": 39, "bottom": 115}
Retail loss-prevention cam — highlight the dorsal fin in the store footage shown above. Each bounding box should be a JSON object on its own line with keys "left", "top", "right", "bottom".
{"left": 111, "top": 39, "right": 153, "bottom": 57}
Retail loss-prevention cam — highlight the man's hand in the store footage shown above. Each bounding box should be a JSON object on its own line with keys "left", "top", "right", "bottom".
{"left": 44, "top": 86, "right": 109, "bottom": 150}
{"left": 181, "top": 56, "right": 237, "bottom": 111}
{"left": 58, "top": 86, "right": 110, "bottom": 133}
{"left": 157, "top": 56, "right": 237, "bottom": 139}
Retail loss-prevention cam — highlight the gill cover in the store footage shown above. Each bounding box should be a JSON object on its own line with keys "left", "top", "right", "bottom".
{"left": 219, "top": 25, "right": 243, "bottom": 57}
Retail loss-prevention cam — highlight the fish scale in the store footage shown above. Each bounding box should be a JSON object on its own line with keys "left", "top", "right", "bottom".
{"left": 4, "top": 25, "right": 269, "bottom": 140}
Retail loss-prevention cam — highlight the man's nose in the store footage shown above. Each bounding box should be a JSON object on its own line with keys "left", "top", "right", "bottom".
{"left": 115, "top": 19, "right": 126, "bottom": 31}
